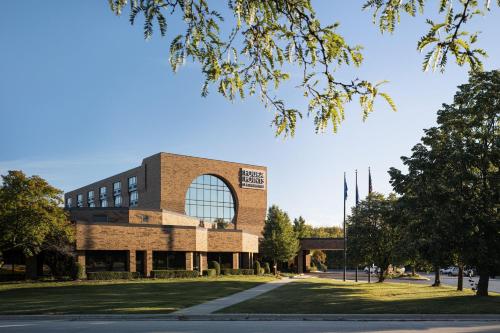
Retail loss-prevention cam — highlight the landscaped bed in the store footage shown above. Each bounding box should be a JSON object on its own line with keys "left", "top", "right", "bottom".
{"left": 218, "top": 278, "right": 500, "bottom": 314}
{"left": 0, "top": 275, "right": 274, "bottom": 314}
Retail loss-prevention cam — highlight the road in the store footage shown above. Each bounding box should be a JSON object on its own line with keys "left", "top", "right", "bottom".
{"left": 1, "top": 320, "right": 500, "bottom": 333}
{"left": 308, "top": 270, "right": 500, "bottom": 293}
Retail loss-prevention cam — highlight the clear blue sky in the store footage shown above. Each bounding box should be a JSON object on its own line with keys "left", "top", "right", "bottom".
{"left": 1, "top": 1, "right": 499, "bottom": 227}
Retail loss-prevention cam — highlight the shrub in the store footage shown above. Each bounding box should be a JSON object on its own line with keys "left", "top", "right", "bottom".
{"left": 71, "top": 262, "right": 85, "bottom": 280}
{"left": 210, "top": 261, "right": 221, "bottom": 276}
{"left": 260, "top": 267, "right": 265, "bottom": 275}
{"left": 203, "top": 269, "right": 217, "bottom": 277}
{"left": 86, "top": 271, "right": 138, "bottom": 280}
{"left": 254, "top": 261, "right": 261, "bottom": 275}
{"left": 264, "top": 262, "right": 271, "bottom": 274}
{"left": 221, "top": 268, "right": 254, "bottom": 275}
{"left": 150, "top": 270, "right": 199, "bottom": 279}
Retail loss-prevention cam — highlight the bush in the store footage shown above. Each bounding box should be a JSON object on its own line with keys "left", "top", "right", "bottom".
{"left": 221, "top": 268, "right": 254, "bottom": 275}
{"left": 203, "top": 269, "right": 217, "bottom": 277}
{"left": 71, "top": 262, "right": 85, "bottom": 280}
{"left": 254, "top": 261, "right": 261, "bottom": 275}
{"left": 210, "top": 261, "right": 221, "bottom": 276}
{"left": 86, "top": 271, "right": 138, "bottom": 280}
{"left": 260, "top": 267, "right": 265, "bottom": 275}
{"left": 150, "top": 270, "right": 199, "bottom": 279}
{"left": 264, "top": 262, "right": 271, "bottom": 274}
{"left": 319, "top": 263, "right": 328, "bottom": 272}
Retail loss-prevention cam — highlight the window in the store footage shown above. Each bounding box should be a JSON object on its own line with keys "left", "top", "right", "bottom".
{"left": 128, "top": 176, "right": 137, "bottom": 191}
{"left": 185, "top": 174, "right": 235, "bottom": 224}
{"left": 99, "top": 187, "right": 107, "bottom": 207}
{"left": 113, "top": 182, "right": 121, "bottom": 195}
{"left": 129, "top": 190, "right": 138, "bottom": 207}
{"left": 66, "top": 198, "right": 72, "bottom": 208}
{"left": 114, "top": 195, "right": 122, "bottom": 207}
{"left": 87, "top": 191, "right": 95, "bottom": 207}
{"left": 77, "top": 194, "right": 83, "bottom": 208}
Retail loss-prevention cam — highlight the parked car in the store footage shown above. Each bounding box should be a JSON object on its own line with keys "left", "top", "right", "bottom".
{"left": 449, "top": 266, "right": 460, "bottom": 276}
{"left": 440, "top": 267, "right": 453, "bottom": 275}
{"left": 363, "top": 265, "right": 379, "bottom": 274}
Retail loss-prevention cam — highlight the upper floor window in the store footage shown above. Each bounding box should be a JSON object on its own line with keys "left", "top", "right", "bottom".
{"left": 185, "top": 174, "right": 235, "bottom": 224}
{"left": 66, "top": 198, "right": 72, "bottom": 208}
{"left": 129, "top": 190, "right": 138, "bottom": 207}
{"left": 99, "top": 186, "right": 107, "bottom": 198}
{"left": 128, "top": 176, "right": 137, "bottom": 191}
{"left": 77, "top": 194, "right": 83, "bottom": 208}
{"left": 114, "top": 195, "right": 122, "bottom": 207}
{"left": 113, "top": 182, "right": 121, "bottom": 196}
{"left": 87, "top": 191, "right": 95, "bottom": 207}
{"left": 100, "top": 198, "right": 108, "bottom": 208}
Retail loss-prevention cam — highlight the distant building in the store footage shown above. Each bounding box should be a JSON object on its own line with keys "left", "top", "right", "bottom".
{"left": 65, "top": 152, "right": 267, "bottom": 276}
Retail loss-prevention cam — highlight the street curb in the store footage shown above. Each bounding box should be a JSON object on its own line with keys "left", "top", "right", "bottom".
{"left": 1, "top": 314, "right": 500, "bottom": 322}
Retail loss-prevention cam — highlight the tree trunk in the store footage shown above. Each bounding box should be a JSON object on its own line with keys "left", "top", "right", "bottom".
{"left": 377, "top": 267, "right": 386, "bottom": 283}
{"left": 273, "top": 260, "right": 277, "bottom": 276}
{"left": 411, "top": 265, "right": 416, "bottom": 276}
{"left": 476, "top": 270, "right": 489, "bottom": 296}
{"left": 457, "top": 265, "right": 464, "bottom": 291}
{"left": 432, "top": 266, "right": 441, "bottom": 287}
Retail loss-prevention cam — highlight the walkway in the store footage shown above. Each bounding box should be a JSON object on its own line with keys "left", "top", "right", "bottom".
{"left": 173, "top": 277, "right": 293, "bottom": 315}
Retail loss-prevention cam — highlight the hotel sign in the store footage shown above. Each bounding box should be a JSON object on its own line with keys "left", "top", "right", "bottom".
{"left": 240, "top": 168, "right": 266, "bottom": 190}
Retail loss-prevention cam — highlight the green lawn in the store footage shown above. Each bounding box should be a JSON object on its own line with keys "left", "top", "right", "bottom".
{"left": 0, "top": 276, "right": 273, "bottom": 314}
{"left": 219, "top": 278, "right": 500, "bottom": 314}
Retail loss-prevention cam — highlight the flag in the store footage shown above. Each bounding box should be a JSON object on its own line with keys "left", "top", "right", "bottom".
{"left": 344, "top": 173, "right": 348, "bottom": 201}
{"left": 368, "top": 167, "right": 373, "bottom": 194}
{"left": 355, "top": 170, "right": 359, "bottom": 206}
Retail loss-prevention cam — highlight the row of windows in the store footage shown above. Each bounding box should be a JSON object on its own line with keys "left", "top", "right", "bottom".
{"left": 68, "top": 176, "right": 138, "bottom": 208}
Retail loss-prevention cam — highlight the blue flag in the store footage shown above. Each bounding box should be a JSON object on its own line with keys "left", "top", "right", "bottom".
{"left": 355, "top": 170, "right": 359, "bottom": 206}
{"left": 344, "top": 174, "right": 348, "bottom": 201}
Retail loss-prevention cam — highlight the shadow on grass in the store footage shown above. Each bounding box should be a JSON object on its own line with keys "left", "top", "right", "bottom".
{"left": 0, "top": 279, "right": 265, "bottom": 315}
{"left": 219, "top": 280, "right": 500, "bottom": 314}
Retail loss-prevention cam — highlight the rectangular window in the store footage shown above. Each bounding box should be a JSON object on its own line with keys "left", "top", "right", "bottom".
{"left": 128, "top": 176, "right": 137, "bottom": 191}
{"left": 113, "top": 182, "right": 121, "bottom": 195}
{"left": 114, "top": 195, "right": 122, "bottom": 207}
{"left": 87, "top": 190, "right": 95, "bottom": 207}
{"left": 100, "top": 199, "right": 108, "bottom": 208}
{"left": 129, "top": 190, "right": 138, "bottom": 207}
{"left": 66, "top": 198, "right": 72, "bottom": 208}
{"left": 99, "top": 186, "right": 107, "bottom": 198}
{"left": 77, "top": 194, "right": 83, "bottom": 208}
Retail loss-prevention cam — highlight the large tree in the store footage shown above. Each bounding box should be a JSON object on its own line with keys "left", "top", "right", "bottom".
{"left": 0, "top": 171, "right": 74, "bottom": 259}
{"left": 107, "top": 0, "right": 497, "bottom": 136}
{"left": 390, "top": 70, "right": 499, "bottom": 296}
{"left": 347, "top": 192, "right": 404, "bottom": 282}
{"left": 261, "top": 205, "right": 299, "bottom": 274}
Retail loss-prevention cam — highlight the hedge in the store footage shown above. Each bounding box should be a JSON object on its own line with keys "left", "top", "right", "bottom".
{"left": 203, "top": 269, "right": 217, "bottom": 277}
{"left": 87, "top": 271, "right": 139, "bottom": 280}
{"left": 254, "top": 261, "right": 261, "bottom": 275}
{"left": 221, "top": 268, "right": 254, "bottom": 275}
{"left": 210, "top": 261, "right": 221, "bottom": 276}
{"left": 150, "top": 270, "right": 199, "bottom": 279}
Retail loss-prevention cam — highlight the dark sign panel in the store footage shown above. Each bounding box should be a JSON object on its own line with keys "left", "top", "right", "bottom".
{"left": 240, "top": 168, "right": 266, "bottom": 190}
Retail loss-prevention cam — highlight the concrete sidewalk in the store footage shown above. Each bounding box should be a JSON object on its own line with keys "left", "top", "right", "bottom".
{"left": 173, "top": 277, "right": 293, "bottom": 315}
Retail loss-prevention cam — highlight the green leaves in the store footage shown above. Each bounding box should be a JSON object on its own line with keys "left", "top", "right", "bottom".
{"left": 365, "top": 0, "right": 496, "bottom": 73}
{"left": 109, "top": 0, "right": 400, "bottom": 137}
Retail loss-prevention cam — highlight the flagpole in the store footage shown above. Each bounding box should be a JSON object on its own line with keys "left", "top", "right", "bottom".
{"left": 368, "top": 167, "right": 372, "bottom": 284}
{"left": 355, "top": 169, "right": 358, "bottom": 283}
{"left": 343, "top": 172, "right": 347, "bottom": 282}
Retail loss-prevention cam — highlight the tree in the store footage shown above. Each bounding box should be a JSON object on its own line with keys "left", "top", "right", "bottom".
{"left": 261, "top": 205, "right": 299, "bottom": 274}
{"left": 107, "top": 1, "right": 497, "bottom": 136}
{"left": 389, "top": 70, "right": 500, "bottom": 296}
{"left": 0, "top": 171, "right": 74, "bottom": 260}
{"left": 293, "top": 216, "right": 311, "bottom": 238}
{"left": 347, "top": 192, "right": 404, "bottom": 282}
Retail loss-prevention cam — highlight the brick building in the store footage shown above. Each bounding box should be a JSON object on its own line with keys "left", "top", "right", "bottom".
{"left": 64, "top": 152, "right": 267, "bottom": 276}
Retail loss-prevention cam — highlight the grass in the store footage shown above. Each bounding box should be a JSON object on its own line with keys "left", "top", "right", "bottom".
{"left": 0, "top": 275, "right": 274, "bottom": 315}
{"left": 218, "top": 278, "right": 500, "bottom": 314}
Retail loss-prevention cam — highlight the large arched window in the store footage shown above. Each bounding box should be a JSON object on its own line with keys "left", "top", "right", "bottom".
{"left": 185, "top": 174, "right": 235, "bottom": 223}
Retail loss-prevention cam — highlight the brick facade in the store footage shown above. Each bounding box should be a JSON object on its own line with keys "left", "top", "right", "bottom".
{"left": 65, "top": 152, "right": 266, "bottom": 276}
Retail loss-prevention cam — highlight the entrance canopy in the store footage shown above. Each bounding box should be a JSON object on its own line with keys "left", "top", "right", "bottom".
{"left": 297, "top": 238, "right": 344, "bottom": 273}
{"left": 299, "top": 238, "right": 344, "bottom": 251}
